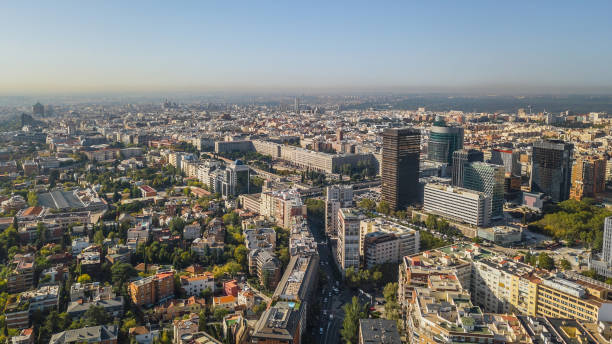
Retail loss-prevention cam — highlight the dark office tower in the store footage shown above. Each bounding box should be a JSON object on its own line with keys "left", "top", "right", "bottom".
{"left": 382, "top": 128, "right": 420, "bottom": 211}
{"left": 530, "top": 140, "right": 574, "bottom": 202}
{"left": 452, "top": 149, "right": 484, "bottom": 187}
{"left": 32, "top": 102, "right": 44, "bottom": 116}
{"left": 427, "top": 117, "right": 464, "bottom": 165}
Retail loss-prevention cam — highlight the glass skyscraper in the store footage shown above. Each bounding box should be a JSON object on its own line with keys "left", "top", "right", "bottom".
{"left": 427, "top": 118, "right": 464, "bottom": 165}
{"left": 463, "top": 162, "right": 505, "bottom": 219}
{"left": 530, "top": 140, "right": 574, "bottom": 202}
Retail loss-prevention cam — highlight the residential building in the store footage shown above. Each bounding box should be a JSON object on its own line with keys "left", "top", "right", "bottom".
{"left": 128, "top": 270, "right": 175, "bottom": 307}
{"left": 530, "top": 140, "right": 574, "bottom": 202}
{"left": 337, "top": 208, "right": 363, "bottom": 275}
{"left": 260, "top": 189, "right": 306, "bottom": 229}
{"left": 381, "top": 127, "right": 420, "bottom": 210}
{"left": 49, "top": 325, "right": 118, "bottom": 344}
{"left": 359, "top": 218, "right": 419, "bottom": 268}
{"left": 423, "top": 183, "right": 491, "bottom": 227}
{"left": 273, "top": 254, "right": 319, "bottom": 339}
{"left": 180, "top": 272, "right": 215, "bottom": 297}
{"left": 569, "top": 155, "right": 607, "bottom": 200}
{"left": 67, "top": 297, "right": 124, "bottom": 318}
{"left": 324, "top": 185, "right": 353, "bottom": 236}
{"left": 358, "top": 319, "right": 401, "bottom": 344}
{"left": 251, "top": 302, "right": 302, "bottom": 344}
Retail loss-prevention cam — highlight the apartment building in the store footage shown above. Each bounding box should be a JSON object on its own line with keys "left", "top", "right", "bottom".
{"left": 325, "top": 185, "right": 353, "bottom": 237}
{"left": 360, "top": 218, "right": 420, "bottom": 268}
{"left": 180, "top": 272, "right": 215, "bottom": 297}
{"left": 272, "top": 254, "right": 319, "bottom": 340}
{"left": 260, "top": 189, "right": 306, "bottom": 229}
{"left": 128, "top": 270, "right": 175, "bottom": 307}
{"left": 337, "top": 208, "right": 363, "bottom": 275}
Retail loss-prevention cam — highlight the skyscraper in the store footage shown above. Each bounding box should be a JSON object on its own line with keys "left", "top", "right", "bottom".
{"left": 490, "top": 148, "right": 521, "bottom": 176}
{"left": 569, "top": 156, "right": 606, "bottom": 201}
{"left": 32, "top": 102, "right": 44, "bottom": 116}
{"left": 427, "top": 117, "right": 464, "bottom": 165}
{"left": 452, "top": 149, "right": 484, "bottom": 187}
{"left": 530, "top": 140, "right": 574, "bottom": 202}
{"left": 463, "top": 162, "right": 505, "bottom": 219}
{"left": 602, "top": 217, "right": 612, "bottom": 265}
{"left": 382, "top": 128, "right": 420, "bottom": 210}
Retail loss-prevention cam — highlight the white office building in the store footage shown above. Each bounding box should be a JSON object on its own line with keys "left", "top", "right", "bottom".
{"left": 423, "top": 183, "right": 491, "bottom": 227}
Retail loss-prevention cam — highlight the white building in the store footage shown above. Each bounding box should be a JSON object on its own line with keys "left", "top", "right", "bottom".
{"left": 325, "top": 185, "right": 353, "bottom": 237}
{"left": 423, "top": 183, "right": 491, "bottom": 227}
{"left": 337, "top": 208, "right": 363, "bottom": 275}
{"left": 180, "top": 273, "right": 215, "bottom": 297}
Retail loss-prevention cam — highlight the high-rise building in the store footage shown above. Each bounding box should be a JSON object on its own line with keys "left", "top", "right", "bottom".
{"left": 381, "top": 128, "right": 420, "bottom": 210}
{"left": 337, "top": 208, "right": 363, "bottom": 275}
{"left": 490, "top": 148, "right": 521, "bottom": 176}
{"left": 324, "top": 185, "right": 353, "bottom": 236}
{"left": 569, "top": 156, "right": 606, "bottom": 201}
{"left": 427, "top": 118, "right": 464, "bottom": 165}
{"left": 32, "top": 102, "right": 44, "bottom": 116}
{"left": 222, "top": 160, "right": 250, "bottom": 197}
{"left": 463, "top": 162, "right": 505, "bottom": 219}
{"left": 602, "top": 217, "right": 612, "bottom": 265}
{"left": 452, "top": 149, "right": 484, "bottom": 187}
{"left": 530, "top": 140, "right": 574, "bottom": 202}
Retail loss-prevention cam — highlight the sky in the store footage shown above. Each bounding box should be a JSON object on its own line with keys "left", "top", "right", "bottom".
{"left": 1, "top": 1, "right": 612, "bottom": 94}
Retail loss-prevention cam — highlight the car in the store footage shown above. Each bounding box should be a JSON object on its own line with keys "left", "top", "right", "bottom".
{"left": 319, "top": 328, "right": 324, "bottom": 335}
{"left": 324, "top": 298, "right": 328, "bottom": 303}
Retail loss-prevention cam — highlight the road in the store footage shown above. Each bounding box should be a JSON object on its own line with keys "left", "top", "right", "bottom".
{"left": 309, "top": 227, "right": 358, "bottom": 344}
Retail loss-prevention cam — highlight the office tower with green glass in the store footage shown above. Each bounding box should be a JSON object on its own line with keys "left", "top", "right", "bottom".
{"left": 463, "top": 162, "right": 505, "bottom": 219}
{"left": 427, "top": 118, "right": 464, "bottom": 165}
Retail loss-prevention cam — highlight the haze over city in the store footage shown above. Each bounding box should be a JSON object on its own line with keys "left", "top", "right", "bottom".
{"left": 2, "top": 1, "right": 612, "bottom": 94}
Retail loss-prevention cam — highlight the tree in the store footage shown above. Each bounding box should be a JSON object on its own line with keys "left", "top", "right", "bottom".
{"left": 111, "top": 262, "right": 137, "bottom": 292}
{"left": 560, "top": 258, "right": 572, "bottom": 270}
{"left": 27, "top": 191, "right": 38, "bottom": 207}
{"left": 213, "top": 308, "right": 230, "bottom": 321}
{"left": 340, "top": 297, "right": 367, "bottom": 344}
{"left": 253, "top": 302, "right": 267, "bottom": 316}
{"left": 93, "top": 230, "right": 105, "bottom": 245}
{"left": 376, "top": 201, "right": 391, "bottom": 215}
{"left": 233, "top": 245, "right": 248, "bottom": 267}
{"left": 383, "top": 282, "right": 398, "bottom": 304}
{"left": 77, "top": 274, "right": 92, "bottom": 284}
{"left": 425, "top": 215, "right": 438, "bottom": 230}
{"left": 83, "top": 305, "right": 111, "bottom": 326}
{"left": 538, "top": 252, "right": 555, "bottom": 271}
{"left": 357, "top": 199, "right": 376, "bottom": 212}
{"left": 169, "top": 217, "right": 186, "bottom": 234}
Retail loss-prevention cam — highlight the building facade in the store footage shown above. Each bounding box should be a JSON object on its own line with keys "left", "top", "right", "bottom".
{"left": 530, "top": 140, "right": 574, "bottom": 202}
{"left": 381, "top": 128, "right": 420, "bottom": 210}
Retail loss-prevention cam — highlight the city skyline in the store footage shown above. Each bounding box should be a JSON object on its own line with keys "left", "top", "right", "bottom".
{"left": 2, "top": 1, "right": 612, "bottom": 94}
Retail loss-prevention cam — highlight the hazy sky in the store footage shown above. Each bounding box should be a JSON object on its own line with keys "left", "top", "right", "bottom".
{"left": 1, "top": 1, "right": 612, "bottom": 94}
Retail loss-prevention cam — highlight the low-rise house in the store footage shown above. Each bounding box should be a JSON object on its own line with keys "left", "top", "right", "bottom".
{"left": 67, "top": 296, "right": 124, "bottom": 318}
{"left": 212, "top": 295, "right": 237, "bottom": 311}
{"left": 180, "top": 272, "right": 215, "bottom": 297}
{"left": 49, "top": 325, "right": 118, "bottom": 344}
